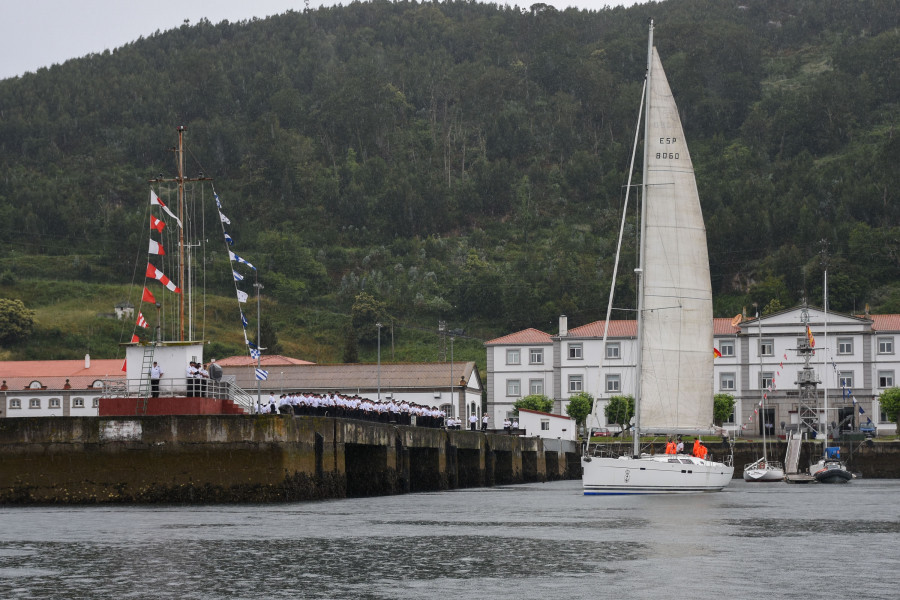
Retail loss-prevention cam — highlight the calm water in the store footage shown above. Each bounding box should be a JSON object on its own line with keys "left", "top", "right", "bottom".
{"left": 1, "top": 479, "right": 897, "bottom": 599}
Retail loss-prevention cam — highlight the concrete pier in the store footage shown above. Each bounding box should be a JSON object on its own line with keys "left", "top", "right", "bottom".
{"left": 0, "top": 416, "right": 580, "bottom": 504}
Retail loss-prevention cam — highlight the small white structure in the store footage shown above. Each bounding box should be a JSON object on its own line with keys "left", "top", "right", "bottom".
{"left": 114, "top": 301, "right": 135, "bottom": 320}
{"left": 516, "top": 408, "right": 576, "bottom": 441}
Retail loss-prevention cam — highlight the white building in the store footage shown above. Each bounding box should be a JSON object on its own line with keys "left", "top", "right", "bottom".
{"left": 485, "top": 308, "right": 900, "bottom": 436}
{"left": 516, "top": 408, "right": 576, "bottom": 441}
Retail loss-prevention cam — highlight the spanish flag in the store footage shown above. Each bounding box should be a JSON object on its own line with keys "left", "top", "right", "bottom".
{"left": 807, "top": 325, "right": 815, "bottom": 348}
{"left": 713, "top": 347, "right": 722, "bottom": 358}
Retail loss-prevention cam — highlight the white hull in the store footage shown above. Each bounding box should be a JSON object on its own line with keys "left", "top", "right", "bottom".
{"left": 582, "top": 454, "right": 734, "bottom": 494}
{"left": 743, "top": 465, "right": 785, "bottom": 482}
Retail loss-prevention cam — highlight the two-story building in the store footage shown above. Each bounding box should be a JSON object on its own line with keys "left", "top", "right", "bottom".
{"left": 485, "top": 307, "right": 900, "bottom": 436}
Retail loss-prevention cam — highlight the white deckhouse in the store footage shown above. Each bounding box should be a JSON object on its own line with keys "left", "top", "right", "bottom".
{"left": 486, "top": 308, "right": 900, "bottom": 436}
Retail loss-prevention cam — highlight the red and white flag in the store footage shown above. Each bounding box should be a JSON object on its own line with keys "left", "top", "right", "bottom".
{"left": 150, "top": 215, "right": 166, "bottom": 233}
{"left": 136, "top": 313, "right": 148, "bottom": 328}
{"left": 148, "top": 239, "right": 165, "bottom": 255}
{"left": 142, "top": 286, "right": 156, "bottom": 304}
{"left": 131, "top": 334, "right": 140, "bottom": 343}
{"left": 150, "top": 190, "right": 182, "bottom": 228}
{"left": 146, "top": 263, "right": 181, "bottom": 293}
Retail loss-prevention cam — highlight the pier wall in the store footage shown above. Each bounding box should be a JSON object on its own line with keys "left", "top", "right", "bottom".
{"left": 0, "top": 416, "right": 580, "bottom": 504}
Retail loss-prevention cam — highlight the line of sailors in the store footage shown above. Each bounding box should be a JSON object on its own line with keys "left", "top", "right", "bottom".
{"left": 256, "top": 391, "right": 445, "bottom": 428}
{"left": 186, "top": 361, "right": 209, "bottom": 397}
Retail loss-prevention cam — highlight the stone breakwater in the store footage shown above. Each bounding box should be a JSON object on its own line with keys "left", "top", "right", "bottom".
{"left": 0, "top": 416, "right": 581, "bottom": 504}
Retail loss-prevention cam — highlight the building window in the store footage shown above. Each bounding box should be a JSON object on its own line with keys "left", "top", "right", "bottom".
{"left": 506, "top": 349, "right": 521, "bottom": 365}
{"left": 506, "top": 379, "right": 521, "bottom": 397}
{"left": 719, "top": 339, "right": 735, "bottom": 357}
{"left": 49, "top": 398, "right": 61, "bottom": 408}
{"left": 606, "top": 342, "right": 620, "bottom": 359}
{"left": 760, "top": 372, "right": 774, "bottom": 390}
{"left": 837, "top": 338, "right": 853, "bottom": 355}
{"left": 878, "top": 337, "right": 894, "bottom": 354}
{"left": 759, "top": 339, "right": 774, "bottom": 357}
{"left": 529, "top": 348, "right": 544, "bottom": 365}
{"left": 838, "top": 372, "right": 853, "bottom": 389}
{"left": 605, "top": 374, "right": 621, "bottom": 393}
{"left": 28, "top": 381, "right": 42, "bottom": 389}
{"left": 541, "top": 420, "right": 550, "bottom": 431}
{"left": 568, "top": 343, "right": 583, "bottom": 360}
{"left": 529, "top": 379, "right": 544, "bottom": 396}
{"left": 9, "top": 399, "right": 21, "bottom": 409}
{"left": 720, "top": 372, "right": 736, "bottom": 391}
{"left": 878, "top": 371, "right": 894, "bottom": 388}
{"left": 92, "top": 398, "right": 99, "bottom": 407}
{"left": 73, "top": 397, "right": 85, "bottom": 408}
{"left": 29, "top": 398, "right": 41, "bottom": 409}
{"left": 569, "top": 375, "right": 583, "bottom": 393}
{"left": 91, "top": 380, "right": 103, "bottom": 389}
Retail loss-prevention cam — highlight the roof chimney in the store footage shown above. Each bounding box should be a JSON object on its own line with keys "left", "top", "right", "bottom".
{"left": 559, "top": 315, "right": 568, "bottom": 337}
{"left": 85, "top": 354, "right": 90, "bottom": 369}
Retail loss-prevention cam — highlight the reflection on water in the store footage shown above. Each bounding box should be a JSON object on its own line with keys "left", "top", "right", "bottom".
{"left": 1, "top": 480, "right": 898, "bottom": 599}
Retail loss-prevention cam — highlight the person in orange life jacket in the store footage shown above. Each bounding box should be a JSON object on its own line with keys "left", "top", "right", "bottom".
{"left": 692, "top": 438, "right": 701, "bottom": 457}
{"left": 665, "top": 438, "right": 677, "bottom": 454}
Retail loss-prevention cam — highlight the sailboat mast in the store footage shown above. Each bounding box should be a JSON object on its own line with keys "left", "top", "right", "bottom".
{"left": 176, "top": 125, "right": 186, "bottom": 341}
{"left": 823, "top": 270, "right": 828, "bottom": 457}
{"left": 758, "top": 308, "right": 767, "bottom": 460}
{"left": 632, "top": 19, "right": 654, "bottom": 457}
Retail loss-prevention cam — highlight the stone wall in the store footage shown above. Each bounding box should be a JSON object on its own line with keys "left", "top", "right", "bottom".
{"left": 0, "top": 415, "right": 580, "bottom": 504}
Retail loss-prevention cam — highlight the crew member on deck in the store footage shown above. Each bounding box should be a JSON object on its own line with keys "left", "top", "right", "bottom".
{"left": 469, "top": 414, "right": 478, "bottom": 431}
{"left": 665, "top": 438, "right": 677, "bottom": 454}
{"left": 481, "top": 413, "right": 489, "bottom": 431}
{"left": 150, "top": 362, "right": 162, "bottom": 398}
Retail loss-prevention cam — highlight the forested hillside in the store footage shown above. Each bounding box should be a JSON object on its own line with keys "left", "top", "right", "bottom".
{"left": 0, "top": 0, "right": 898, "bottom": 362}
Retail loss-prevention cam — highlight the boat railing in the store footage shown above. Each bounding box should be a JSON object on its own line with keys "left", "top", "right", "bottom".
{"left": 100, "top": 377, "right": 254, "bottom": 409}
{"left": 743, "top": 457, "right": 783, "bottom": 470}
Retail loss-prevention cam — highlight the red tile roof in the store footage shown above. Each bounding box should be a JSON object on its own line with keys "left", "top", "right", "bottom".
{"left": 567, "top": 320, "right": 637, "bottom": 337}
{"left": 868, "top": 314, "right": 900, "bottom": 331}
{"left": 517, "top": 407, "right": 574, "bottom": 420}
{"left": 714, "top": 317, "right": 742, "bottom": 335}
{"left": 485, "top": 328, "right": 552, "bottom": 345}
{"left": 214, "top": 354, "right": 315, "bottom": 367}
{"left": 0, "top": 359, "right": 124, "bottom": 391}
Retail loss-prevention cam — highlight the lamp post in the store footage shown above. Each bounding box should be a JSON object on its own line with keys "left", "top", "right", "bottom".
{"left": 376, "top": 322, "right": 383, "bottom": 402}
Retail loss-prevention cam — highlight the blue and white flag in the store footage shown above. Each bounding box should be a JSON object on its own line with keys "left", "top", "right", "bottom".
{"left": 241, "top": 312, "right": 248, "bottom": 328}
{"left": 250, "top": 348, "right": 261, "bottom": 360}
{"left": 255, "top": 368, "right": 268, "bottom": 381}
{"left": 219, "top": 211, "right": 231, "bottom": 225}
{"left": 233, "top": 270, "right": 244, "bottom": 282}
{"left": 237, "top": 289, "right": 248, "bottom": 303}
{"left": 224, "top": 232, "right": 234, "bottom": 246}
{"left": 214, "top": 193, "right": 222, "bottom": 209}
{"left": 858, "top": 405, "right": 866, "bottom": 414}
{"left": 229, "top": 251, "right": 256, "bottom": 270}
{"left": 247, "top": 340, "right": 257, "bottom": 349}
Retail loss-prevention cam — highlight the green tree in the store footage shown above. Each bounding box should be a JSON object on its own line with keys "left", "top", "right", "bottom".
{"left": 605, "top": 395, "right": 634, "bottom": 432}
{"left": 350, "top": 292, "right": 388, "bottom": 344}
{"left": 714, "top": 393, "right": 736, "bottom": 426}
{"left": 0, "top": 298, "right": 35, "bottom": 345}
{"left": 342, "top": 324, "right": 359, "bottom": 363}
{"left": 513, "top": 394, "right": 553, "bottom": 415}
{"left": 565, "top": 392, "right": 594, "bottom": 436}
{"left": 878, "top": 387, "right": 900, "bottom": 424}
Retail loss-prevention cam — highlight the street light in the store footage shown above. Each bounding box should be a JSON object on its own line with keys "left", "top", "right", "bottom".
{"left": 376, "top": 322, "right": 383, "bottom": 401}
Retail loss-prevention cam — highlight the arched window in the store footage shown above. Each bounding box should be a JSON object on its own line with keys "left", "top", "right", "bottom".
{"left": 49, "top": 398, "right": 61, "bottom": 408}
{"left": 73, "top": 397, "right": 85, "bottom": 408}
{"left": 470, "top": 402, "right": 476, "bottom": 416}
{"left": 91, "top": 380, "right": 104, "bottom": 388}
{"left": 29, "top": 398, "right": 41, "bottom": 408}
{"left": 28, "top": 381, "right": 42, "bottom": 389}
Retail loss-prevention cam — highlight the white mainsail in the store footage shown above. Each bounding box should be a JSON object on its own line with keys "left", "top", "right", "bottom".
{"left": 638, "top": 48, "right": 714, "bottom": 433}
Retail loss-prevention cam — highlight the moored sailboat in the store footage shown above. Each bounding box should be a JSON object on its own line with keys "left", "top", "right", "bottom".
{"left": 743, "top": 310, "right": 785, "bottom": 482}
{"left": 581, "top": 21, "right": 734, "bottom": 494}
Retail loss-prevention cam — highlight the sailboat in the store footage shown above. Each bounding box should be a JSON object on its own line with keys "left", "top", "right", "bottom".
{"left": 808, "top": 271, "right": 852, "bottom": 483}
{"left": 743, "top": 310, "right": 785, "bottom": 482}
{"left": 581, "top": 21, "right": 734, "bottom": 494}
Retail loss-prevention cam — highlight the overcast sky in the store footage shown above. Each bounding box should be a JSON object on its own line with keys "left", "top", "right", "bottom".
{"left": 0, "top": 1, "right": 642, "bottom": 80}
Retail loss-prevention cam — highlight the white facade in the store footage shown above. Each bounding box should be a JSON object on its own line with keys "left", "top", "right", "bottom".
{"left": 516, "top": 408, "right": 576, "bottom": 441}
{"left": 486, "top": 308, "right": 900, "bottom": 436}
{"left": 484, "top": 328, "right": 553, "bottom": 426}
{"left": 2, "top": 388, "right": 103, "bottom": 418}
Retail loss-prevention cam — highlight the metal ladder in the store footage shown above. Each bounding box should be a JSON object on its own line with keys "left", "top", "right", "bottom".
{"left": 136, "top": 344, "right": 156, "bottom": 416}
